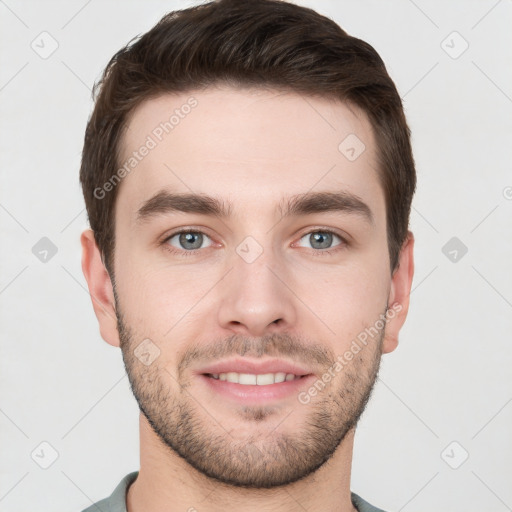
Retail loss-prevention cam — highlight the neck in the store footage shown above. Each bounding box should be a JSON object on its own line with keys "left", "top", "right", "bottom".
{"left": 127, "top": 414, "right": 358, "bottom": 512}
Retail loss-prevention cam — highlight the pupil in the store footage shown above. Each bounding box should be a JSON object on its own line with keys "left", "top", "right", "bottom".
{"left": 311, "top": 232, "right": 331, "bottom": 249}
{"left": 180, "top": 232, "right": 202, "bottom": 250}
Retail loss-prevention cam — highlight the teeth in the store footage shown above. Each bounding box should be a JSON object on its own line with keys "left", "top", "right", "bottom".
{"left": 209, "top": 372, "right": 300, "bottom": 385}
{"left": 239, "top": 373, "right": 256, "bottom": 385}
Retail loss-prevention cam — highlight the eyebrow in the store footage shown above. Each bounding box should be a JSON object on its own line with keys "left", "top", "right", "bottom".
{"left": 136, "top": 190, "right": 374, "bottom": 225}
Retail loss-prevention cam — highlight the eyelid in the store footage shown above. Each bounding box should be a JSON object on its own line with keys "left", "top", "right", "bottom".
{"left": 161, "top": 224, "right": 214, "bottom": 239}
{"left": 295, "top": 224, "right": 349, "bottom": 241}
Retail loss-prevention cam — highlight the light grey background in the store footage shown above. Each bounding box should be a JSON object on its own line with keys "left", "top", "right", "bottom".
{"left": 1, "top": 1, "right": 511, "bottom": 511}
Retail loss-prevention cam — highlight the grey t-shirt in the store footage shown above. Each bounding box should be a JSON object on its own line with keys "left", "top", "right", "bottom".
{"left": 81, "top": 471, "right": 387, "bottom": 512}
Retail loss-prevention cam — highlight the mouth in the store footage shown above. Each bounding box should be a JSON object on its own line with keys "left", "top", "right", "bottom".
{"left": 195, "top": 358, "right": 316, "bottom": 404}
{"left": 195, "top": 357, "right": 313, "bottom": 379}
{"left": 204, "top": 372, "right": 306, "bottom": 385}
{"left": 199, "top": 372, "right": 315, "bottom": 404}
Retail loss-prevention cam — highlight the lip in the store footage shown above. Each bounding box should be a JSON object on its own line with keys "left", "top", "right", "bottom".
{"left": 198, "top": 373, "right": 316, "bottom": 404}
{"left": 194, "top": 357, "right": 314, "bottom": 377}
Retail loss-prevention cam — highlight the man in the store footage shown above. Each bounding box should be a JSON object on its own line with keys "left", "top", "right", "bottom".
{"left": 79, "top": 0, "right": 415, "bottom": 510}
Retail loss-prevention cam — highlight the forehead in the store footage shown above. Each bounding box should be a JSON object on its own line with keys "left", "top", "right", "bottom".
{"left": 115, "top": 86, "right": 383, "bottom": 223}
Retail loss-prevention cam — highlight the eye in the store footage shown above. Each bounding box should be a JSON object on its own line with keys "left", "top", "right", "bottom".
{"left": 295, "top": 229, "right": 346, "bottom": 253}
{"left": 164, "top": 230, "right": 213, "bottom": 254}
{"left": 161, "top": 228, "right": 347, "bottom": 258}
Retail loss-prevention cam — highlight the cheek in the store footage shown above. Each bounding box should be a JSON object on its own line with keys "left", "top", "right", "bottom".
{"left": 114, "top": 225, "right": 390, "bottom": 346}
{"left": 114, "top": 250, "right": 220, "bottom": 337}
{"left": 301, "top": 261, "right": 389, "bottom": 343}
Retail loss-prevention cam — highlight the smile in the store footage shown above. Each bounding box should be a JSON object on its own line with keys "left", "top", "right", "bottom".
{"left": 206, "top": 372, "right": 303, "bottom": 385}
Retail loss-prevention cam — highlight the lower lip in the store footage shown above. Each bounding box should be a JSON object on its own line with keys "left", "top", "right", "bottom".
{"left": 198, "top": 374, "right": 316, "bottom": 404}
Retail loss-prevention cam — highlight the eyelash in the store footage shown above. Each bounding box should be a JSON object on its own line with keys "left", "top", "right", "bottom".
{"left": 161, "top": 228, "right": 348, "bottom": 258}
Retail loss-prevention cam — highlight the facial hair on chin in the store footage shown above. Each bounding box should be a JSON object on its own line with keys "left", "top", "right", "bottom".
{"left": 116, "top": 302, "right": 384, "bottom": 489}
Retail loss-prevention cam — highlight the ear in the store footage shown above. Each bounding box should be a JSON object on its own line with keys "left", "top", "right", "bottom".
{"left": 80, "top": 229, "right": 120, "bottom": 347}
{"left": 381, "top": 230, "right": 415, "bottom": 354}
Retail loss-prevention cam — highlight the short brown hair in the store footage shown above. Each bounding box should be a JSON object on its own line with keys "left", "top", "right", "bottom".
{"left": 80, "top": 0, "right": 416, "bottom": 276}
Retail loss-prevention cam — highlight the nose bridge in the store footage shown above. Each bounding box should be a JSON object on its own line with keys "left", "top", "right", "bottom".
{"left": 216, "top": 235, "right": 296, "bottom": 336}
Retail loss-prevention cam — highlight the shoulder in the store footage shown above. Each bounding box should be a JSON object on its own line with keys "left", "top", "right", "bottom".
{"left": 351, "top": 492, "right": 388, "bottom": 512}
{"left": 80, "top": 471, "right": 139, "bottom": 512}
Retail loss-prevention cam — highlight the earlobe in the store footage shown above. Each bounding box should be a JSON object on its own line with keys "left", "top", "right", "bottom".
{"left": 381, "top": 231, "right": 415, "bottom": 354}
{"left": 80, "top": 229, "right": 120, "bottom": 347}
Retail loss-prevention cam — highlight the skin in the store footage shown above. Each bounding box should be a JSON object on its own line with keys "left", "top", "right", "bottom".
{"left": 81, "top": 86, "right": 414, "bottom": 512}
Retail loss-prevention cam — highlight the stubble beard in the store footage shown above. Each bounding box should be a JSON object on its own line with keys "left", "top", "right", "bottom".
{"left": 116, "top": 305, "right": 384, "bottom": 489}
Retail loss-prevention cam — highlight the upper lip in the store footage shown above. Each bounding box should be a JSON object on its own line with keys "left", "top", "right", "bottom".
{"left": 196, "top": 358, "right": 313, "bottom": 377}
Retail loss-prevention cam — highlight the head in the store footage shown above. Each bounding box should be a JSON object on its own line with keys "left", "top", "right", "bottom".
{"left": 80, "top": 0, "right": 415, "bottom": 489}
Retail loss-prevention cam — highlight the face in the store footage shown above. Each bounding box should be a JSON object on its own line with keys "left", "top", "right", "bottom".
{"left": 82, "top": 86, "right": 414, "bottom": 488}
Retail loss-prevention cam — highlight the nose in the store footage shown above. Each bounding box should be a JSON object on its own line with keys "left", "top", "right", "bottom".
{"left": 216, "top": 247, "right": 297, "bottom": 338}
